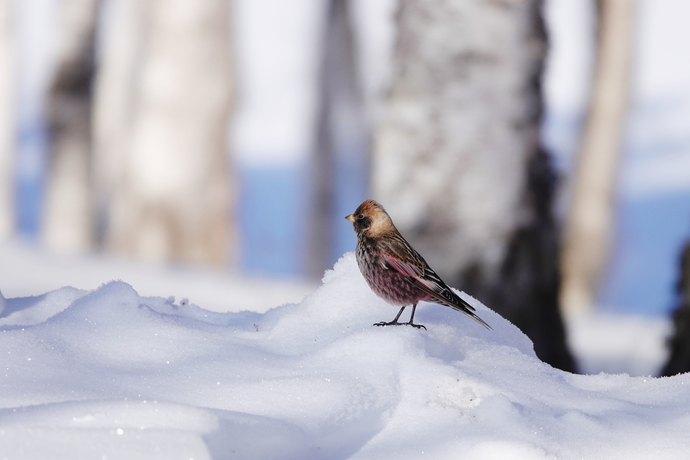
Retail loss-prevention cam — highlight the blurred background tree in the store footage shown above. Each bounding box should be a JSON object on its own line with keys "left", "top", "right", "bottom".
{"left": 560, "top": 0, "right": 635, "bottom": 316}
{"left": 309, "top": 0, "right": 369, "bottom": 278}
{"left": 96, "top": 0, "right": 234, "bottom": 265}
{"left": 42, "top": 0, "right": 98, "bottom": 253}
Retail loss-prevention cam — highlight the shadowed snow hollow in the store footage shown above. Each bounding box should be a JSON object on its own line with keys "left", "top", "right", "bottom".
{"left": 0, "top": 253, "right": 688, "bottom": 459}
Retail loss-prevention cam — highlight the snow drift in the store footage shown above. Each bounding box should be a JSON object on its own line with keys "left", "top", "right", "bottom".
{"left": 1, "top": 253, "right": 688, "bottom": 459}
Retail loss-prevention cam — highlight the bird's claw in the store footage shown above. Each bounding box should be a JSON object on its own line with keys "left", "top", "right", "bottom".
{"left": 373, "top": 321, "right": 397, "bottom": 327}
{"left": 373, "top": 321, "right": 426, "bottom": 330}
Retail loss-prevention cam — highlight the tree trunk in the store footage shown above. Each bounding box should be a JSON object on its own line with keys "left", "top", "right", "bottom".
{"left": 373, "top": 0, "right": 575, "bottom": 371}
{"left": 97, "top": 0, "right": 234, "bottom": 266}
{"left": 42, "top": 0, "right": 98, "bottom": 253}
{"left": 93, "top": 0, "right": 147, "bottom": 247}
{"left": 560, "top": 0, "right": 636, "bottom": 315}
{"left": 0, "top": 1, "right": 13, "bottom": 240}
{"left": 309, "top": 0, "right": 370, "bottom": 276}
{"left": 661, "top": 239, "right": 690, "bottom": 376}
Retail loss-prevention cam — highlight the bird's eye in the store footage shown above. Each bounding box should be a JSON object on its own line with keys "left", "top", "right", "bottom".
{"left": 357, "top": 214, "right": 364, "bottom": 220}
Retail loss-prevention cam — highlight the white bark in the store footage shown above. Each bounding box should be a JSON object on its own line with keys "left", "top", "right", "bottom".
{"left": 373, "top": 0, "right": 545, "bottom": 284}
{"left": 560, "top": 0, "right": 636, "bottom": 314}
{"left": 41, "top": 0, "right": 98, "bottom": 253}
{"left": 99, "top": 0, "right": 234, "bottom": 266}
{"left": 0, "top": 1, "right": 14, "bottom": 240}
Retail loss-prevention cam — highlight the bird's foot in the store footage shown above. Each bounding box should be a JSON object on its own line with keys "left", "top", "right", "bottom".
{"left": 373, "top": 320, "right": 399, "bottom": 327}
{"left": 373, "top": 321, "right": 426, "bottom": 330}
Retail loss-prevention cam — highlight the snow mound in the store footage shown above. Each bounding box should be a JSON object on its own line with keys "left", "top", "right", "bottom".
{"left": 1, "top": 253, "right": 689, "bottom": 459}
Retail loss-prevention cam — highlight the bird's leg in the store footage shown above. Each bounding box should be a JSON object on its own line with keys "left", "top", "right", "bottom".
{"left": 373, "top": 306, "right": 406, "bottom": 327}
{"left": 373, "top": 304, "right": 426, "bottom": 330}
{"left": 405, "top": 303, "right": 426, "bottom": 330}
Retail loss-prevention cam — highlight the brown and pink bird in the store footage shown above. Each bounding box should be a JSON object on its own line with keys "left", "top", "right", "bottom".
{"left": 346, "top": 199, "right": 491, "bottom": 330}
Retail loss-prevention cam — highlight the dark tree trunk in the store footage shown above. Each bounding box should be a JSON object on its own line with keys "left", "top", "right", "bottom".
{"left": 486, "top": 149, "right": 576, "bottom": 372}
{"left": 660, "top": 239, "right": 690, "bottom": 377}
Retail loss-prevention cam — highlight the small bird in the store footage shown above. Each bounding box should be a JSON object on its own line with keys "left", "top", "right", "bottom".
{"left": 346, "top": 199, "right": 491, "bottom": 330}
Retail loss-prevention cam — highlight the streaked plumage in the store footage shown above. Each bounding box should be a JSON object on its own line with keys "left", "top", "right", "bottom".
{"left": 346, "top": 199, "right": 491, "bottom": 330}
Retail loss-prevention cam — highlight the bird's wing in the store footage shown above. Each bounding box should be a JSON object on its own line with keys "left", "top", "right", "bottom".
{"left": 381, "top": 241, "right": 491, "bottom": 330}
{"left": 383, "top": 253, "right": 474, "bottom": 311}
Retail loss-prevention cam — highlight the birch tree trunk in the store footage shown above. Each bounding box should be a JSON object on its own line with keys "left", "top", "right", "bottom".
{"left": 310, "top": 0, "right": 369, "bottom": 276}
{"left": 98, "top": 0, "right": 234, "bottom": 266}
{"left": 42, "top": 0, "right": 98, "bottom": 252}
{"left": 661, "top": 238, "right": 690, "bottom": 376}
{"left": 374, "top": 0, "right": 575, "bottom": 371}
{"left": 0, "top": 1, "right": 13, "bottom": 240}
{"left": 560, "top": 0, "right": 636, "bottom": 315}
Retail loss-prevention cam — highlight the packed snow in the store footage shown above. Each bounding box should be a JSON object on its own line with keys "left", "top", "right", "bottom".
{"left": 1, "top": 252, "right": 688, "bottom": 459}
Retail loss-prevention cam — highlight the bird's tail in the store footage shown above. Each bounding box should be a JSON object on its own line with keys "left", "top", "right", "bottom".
{"left": 461, "top": 307, "right": 492, "bottom": 330}
{"left": 445, "top": 295, "right": 492, "bottom": 330}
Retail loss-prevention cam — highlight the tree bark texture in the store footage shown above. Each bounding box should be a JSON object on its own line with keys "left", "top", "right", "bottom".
{"left": 560, "top": 0, "right": 636, "bottom": 314}
{"left": 97, "top": 0, "right": 234, "bottom": 266}
{"left": 373, "top": 0, "right": 575, "bottom": 371}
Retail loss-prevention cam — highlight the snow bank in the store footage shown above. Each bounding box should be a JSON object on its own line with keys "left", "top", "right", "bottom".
{"left": 1, "top": 253, "right": 689, "bottom": 459}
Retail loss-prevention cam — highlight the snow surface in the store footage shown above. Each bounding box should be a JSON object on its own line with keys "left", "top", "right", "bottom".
{"left": 1, "top": 252, "right": 689, "bottom": 459}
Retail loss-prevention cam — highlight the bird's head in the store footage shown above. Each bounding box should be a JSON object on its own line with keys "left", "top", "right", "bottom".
{"left": 345, "top": 199, "right": 395, "bottom": 238}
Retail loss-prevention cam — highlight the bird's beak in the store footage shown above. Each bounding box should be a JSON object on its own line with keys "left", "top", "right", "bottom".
{"left": 345, "top": 214, "right": 355, "bottom": 222}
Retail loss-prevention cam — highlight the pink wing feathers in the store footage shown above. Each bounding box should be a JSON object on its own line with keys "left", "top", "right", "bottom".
{"left": 382, "top": 252, "right": 491, "bottom": 330}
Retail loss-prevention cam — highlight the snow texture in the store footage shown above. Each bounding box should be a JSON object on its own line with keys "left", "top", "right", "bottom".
{"left": 1, "top": 253, "right": 689, "bottom": 459}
